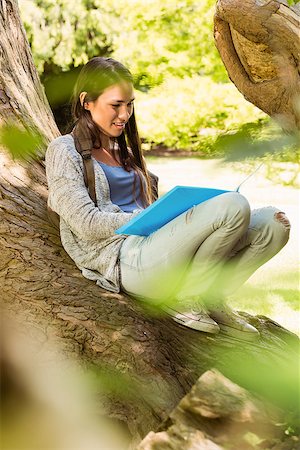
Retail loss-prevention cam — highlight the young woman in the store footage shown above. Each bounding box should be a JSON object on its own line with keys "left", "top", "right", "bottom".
{"left": 46, "top": 57, "right": 290, "bottom": 340}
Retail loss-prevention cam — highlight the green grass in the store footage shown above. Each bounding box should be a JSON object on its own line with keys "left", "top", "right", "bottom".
{"left": 229, "top": 269, "right": 300, "bottom": 336}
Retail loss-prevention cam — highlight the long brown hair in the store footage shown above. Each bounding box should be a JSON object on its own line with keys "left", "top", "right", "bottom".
{"left": 71, "top": 57, "right": 153, "bottom": 206}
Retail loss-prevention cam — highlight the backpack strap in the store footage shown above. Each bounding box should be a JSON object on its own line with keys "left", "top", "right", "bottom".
{"left": 47, "top": 126, "right": 97, "bottom": 228}
{"left": 71, "top": 124, "right": 97, "bottom": 206}
{"left": 47, "top": 126, "right": 159, "bottom": 228}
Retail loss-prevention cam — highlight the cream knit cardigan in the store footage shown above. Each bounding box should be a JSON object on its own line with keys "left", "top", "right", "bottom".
{"left": 45, "top": 134, "right": 140, "bottom": 293}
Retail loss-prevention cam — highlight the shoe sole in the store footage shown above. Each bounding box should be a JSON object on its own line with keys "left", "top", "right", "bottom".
{"left": 218, "top": 323, "right": 260, "bottom": 341}
{"left": 171, "top": 315, "right": 220, "bottom": 333}
{"left": 162, "top": 306, "right": 220, "bottom": 334}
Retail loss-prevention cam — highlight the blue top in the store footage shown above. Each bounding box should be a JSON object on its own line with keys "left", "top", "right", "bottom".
{"left": 98, "top": 161, "right": 145, "bottom": 213}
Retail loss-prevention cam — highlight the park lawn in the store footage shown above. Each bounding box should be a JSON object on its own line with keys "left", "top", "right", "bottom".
{"left": 229, "top": 268, "right": 299, "bottom": 336}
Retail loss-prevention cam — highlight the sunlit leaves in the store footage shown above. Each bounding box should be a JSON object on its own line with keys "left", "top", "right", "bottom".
{"left": 215, "top": 122, "right": 300, "bottom": 162}
{"left": 111, "top": 0, "right": 227, "bottom": 89}
{"left": 19, "top": 0, "right": 113, "bottom": 73}
{"left": 135, "top": 75, "right": 266, "bottom": 152}
{"left": 19, "top": 0, "right": 227, "bottom": 88}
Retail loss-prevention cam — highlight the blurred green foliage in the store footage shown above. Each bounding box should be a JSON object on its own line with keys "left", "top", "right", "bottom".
{"left": 216, "top": 121, "right": 300, "bottom": 161}
{"left": 215, "top": 120, "right": 300, "bottom": 186}
{"left": 111, "top": 0, "right": 227, "bottom": 89}
{"left": 0, "top": 124, "right": 45, "bottom": 160}
{"left": 19, "top": 0, "right": 226, "bottom": 87}
{"left": 19, "top": 0, "right": 113, "bottom": 73}
{"left": 135, "top": 75, "right": 266, "bottom": 153}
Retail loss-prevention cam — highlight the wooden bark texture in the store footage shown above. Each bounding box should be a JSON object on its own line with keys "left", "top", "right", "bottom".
{"left": 0, "top": 0, "right": 59, "bottom": 140}
{"left": 137, "top": 370, "right": 299, "bottom": 450}
{"left": 0, "top": 1, "right": 299, "bottom": 448}
{"left": 214, "top": 0, "right": 300, "bottom": 131}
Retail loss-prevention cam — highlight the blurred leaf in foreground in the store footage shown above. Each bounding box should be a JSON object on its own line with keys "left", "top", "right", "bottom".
{"left": 215, "top": 121, "right": 300, "bottom": 162}
{"left": 0, "top": 124, "right": 45, "bottom": 161}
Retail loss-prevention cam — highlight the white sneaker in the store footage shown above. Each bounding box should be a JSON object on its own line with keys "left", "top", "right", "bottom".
{"left": 209, "top": 306, "right": 260, "bottom": 341}
{"left": 162, "top": 301, "right": 220, "bottom": 334}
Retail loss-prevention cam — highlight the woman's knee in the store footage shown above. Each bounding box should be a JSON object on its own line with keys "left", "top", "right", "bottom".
{"left": 220, "top": 192, "right": 251, "bottom": 225}
{"left": 250, "top": 206, "right": 290, "bottom": 250}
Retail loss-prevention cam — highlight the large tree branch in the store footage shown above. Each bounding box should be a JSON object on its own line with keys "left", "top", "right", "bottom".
{"left": 214, "top": 0, "right": 300, "bottom": 131}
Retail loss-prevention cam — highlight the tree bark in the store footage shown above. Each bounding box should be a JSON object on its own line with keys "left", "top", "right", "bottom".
{"left": 0, "top": 1, "right": 299, "bottom": 449}
{"left": 214, "top": 0, "right": 300, "bottom": 131}
{"left": 0, "top": 1, "right": 58, "bottom": 140}
{"left": 138, "top": 370, "right": 298, "bottom": 450}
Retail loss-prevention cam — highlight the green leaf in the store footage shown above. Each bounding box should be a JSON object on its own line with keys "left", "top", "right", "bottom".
{"left": 0, "top": 124, "right": 45, "bottom": 161}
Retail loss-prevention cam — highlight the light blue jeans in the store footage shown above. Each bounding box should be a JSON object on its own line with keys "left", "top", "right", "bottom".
{"left": 119, "top": 192, "right": 290, "bottom": 305}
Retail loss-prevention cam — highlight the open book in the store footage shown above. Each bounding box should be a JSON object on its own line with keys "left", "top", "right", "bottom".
{"left": 115, "top": 164, "right": 262, "bottom": 236}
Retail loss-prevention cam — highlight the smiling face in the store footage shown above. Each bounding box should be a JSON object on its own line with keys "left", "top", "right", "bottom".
{"left": 82, "top": 82, "right": 135, "bottom": 141}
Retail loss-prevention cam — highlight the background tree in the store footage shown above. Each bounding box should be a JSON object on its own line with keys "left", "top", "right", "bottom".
{"left": 214, "top": 0, "right": 300, "bottom": 131}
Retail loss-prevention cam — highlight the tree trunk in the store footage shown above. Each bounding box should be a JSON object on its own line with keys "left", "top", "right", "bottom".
{"left": 0, "top": 0, "right": 58, "bottom": 140}
{"left": 214, "top": 0, "right": 300, "bottom": 131}
{"left": 0, "top": 1, "right": 299, "bottom": 448}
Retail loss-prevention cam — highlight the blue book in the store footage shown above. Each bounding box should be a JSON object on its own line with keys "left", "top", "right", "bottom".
{"left": 115, "top": 185, "right": 231, "bottom": 236}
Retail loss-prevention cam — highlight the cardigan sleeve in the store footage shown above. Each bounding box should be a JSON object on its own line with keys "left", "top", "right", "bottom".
{"left": 45, "top": 137, "right": 138, "bottom": 241}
